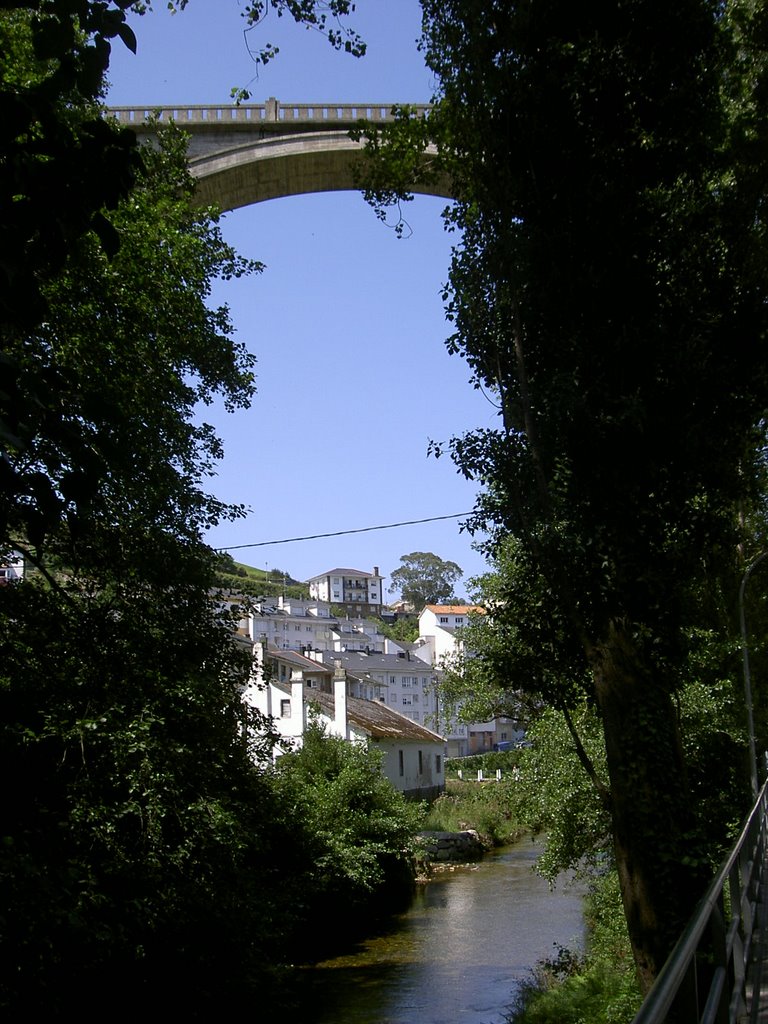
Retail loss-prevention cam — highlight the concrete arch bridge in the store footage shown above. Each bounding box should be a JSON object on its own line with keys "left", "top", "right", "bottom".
{"left": 108, "top": 98, "right": 449, "bottom": 211}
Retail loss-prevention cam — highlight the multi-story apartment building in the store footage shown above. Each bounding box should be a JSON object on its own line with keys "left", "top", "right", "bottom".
{"left": 317, "top": 649, "right": 440, "bottom": 730}
{"left": 244, "top": 596, "right": 337, "bottom": 652}
{"left": 306, "top": 566, "right": 384, "bottom": 617}
{"left": 0, "top": 550, "right": 24, "bottom": 584}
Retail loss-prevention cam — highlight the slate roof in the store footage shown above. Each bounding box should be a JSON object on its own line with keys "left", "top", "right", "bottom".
{"left": 266, "top": 646, "right": 333, "bottom": 675}
{"left": 305, "top": 690, "right": 445, "bottom": 743}
{"left": 321, "top": 650, "right": 433, "bottom": 674}
{"left": 307, "top": 568, "right": 377, "bottom": 580}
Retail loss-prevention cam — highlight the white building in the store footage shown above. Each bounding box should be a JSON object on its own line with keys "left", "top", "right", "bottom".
{"left": 307, "top": 566, "right": 384, "bottom": 616}
{"left": 317, "top": 649, "right": 440, "bottom": 730}
{"left": 244, "top": 596, "right": 337, "bottom": 652}
{"left": 245, "top": 642, "right": 445, "bottom": 800}
{"left": 330, "top": 619, "right": 387, "bottom": 654}
{"left": 417, "top": 604, "right": 521, "bottom": 757}
{"left": 0, "top": 550, "right": 24, "bottom": 584}
{"left": 417, "top": 604, "right": 483, "bottom": 664}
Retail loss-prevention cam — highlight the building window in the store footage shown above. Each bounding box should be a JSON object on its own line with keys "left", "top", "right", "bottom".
{"left": 455, "top": 617, "right": 464, "bottom": 624}
{"left": 398, "top": 750, "right": 404, "bottom": 777}
{"left": 436, "top": 755, "right": 442, "bottom": 774}
{"left": 501, "top": 732, "right": 508, "bottom": 741}
{"left": 439, "top": 616, "right": 449, "bottom": 624}
{"left": 402, "top": 677, "right": 412, "bottom": 688}
{"left": 418, "top": 750, "right": 423, "bottom": 774}
{"left": 402, "top": 695, "right": 412, "bottom": 706}
{"left": 413, "top": 694, "right": 419, "bottom": 704}
{"left": 280, "top": 699, "right": 291, "bottom": 718}
{"left": 412, "top": 712, "right": 420, "bottom": 722}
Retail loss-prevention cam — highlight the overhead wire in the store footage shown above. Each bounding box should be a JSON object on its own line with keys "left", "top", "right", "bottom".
{"left": 214, "top": 511, "right": 475, "bottom": 552}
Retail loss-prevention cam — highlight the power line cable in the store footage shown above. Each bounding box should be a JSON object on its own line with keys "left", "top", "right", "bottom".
{"left": 215, "top": 511, "right": 474, "bottom": 552}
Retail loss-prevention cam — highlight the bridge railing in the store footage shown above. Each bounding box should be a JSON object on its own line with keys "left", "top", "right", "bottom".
{"left": 107, "top": 98, "right": 432, "bottom": 128}
{"left": 631, "top": 777, "right": 768, "bottom": 1024}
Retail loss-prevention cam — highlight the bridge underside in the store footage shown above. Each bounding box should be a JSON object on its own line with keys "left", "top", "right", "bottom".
{"left": 187, "top": 131, "right": 451, "bottom": 211}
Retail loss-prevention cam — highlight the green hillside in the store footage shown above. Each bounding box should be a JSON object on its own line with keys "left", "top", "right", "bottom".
{"left": 214, "top": 553, "right": 309, "bottom": 600}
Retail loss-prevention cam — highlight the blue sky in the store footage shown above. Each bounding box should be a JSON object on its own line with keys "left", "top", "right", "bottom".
{"left": 106, "top": 1, "right": 498, "bottom": 598}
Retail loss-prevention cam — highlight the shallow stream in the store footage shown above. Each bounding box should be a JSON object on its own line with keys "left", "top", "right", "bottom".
{"left": 292, "top": 837, "right": 586, "bottom": 1024}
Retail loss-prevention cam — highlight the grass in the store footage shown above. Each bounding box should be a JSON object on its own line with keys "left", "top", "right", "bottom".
{"left": 422, "top": 776, "right": 527, "bottom": 846}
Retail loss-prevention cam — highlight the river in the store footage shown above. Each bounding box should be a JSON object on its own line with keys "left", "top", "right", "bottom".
{"left": 291, "top": 837, "right": 586, "bottom": 1024}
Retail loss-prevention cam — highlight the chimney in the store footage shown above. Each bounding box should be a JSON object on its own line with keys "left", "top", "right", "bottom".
{"left": 373, "top": 566, "right": 379, "bottom": 577}
{"left": 333, "top": 662, "right": 348, "bottom": 740}
{"left": 290, "top": 670, "right": 305, "bottom": 733}
{"left": 255, "top": 637, "right": 271, "bottom": 716}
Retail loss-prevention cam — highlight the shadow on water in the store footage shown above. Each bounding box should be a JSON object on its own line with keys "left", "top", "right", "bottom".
{"left": 285, "top": 837, "right": 586, "bottom": 1024}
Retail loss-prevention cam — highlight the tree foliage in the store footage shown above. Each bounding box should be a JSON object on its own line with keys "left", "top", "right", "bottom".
{"left": 0, "top": 0, "right": 385, "bottom": 1012}
{"left": 1, "top": 0, "right": 363, "bottom": 548}
{"left": 360, "top": 0, "right": 768, "bottom": 989}
{"left": 0, "top": 119, "right": 282, "bottom": 1013}
{"left": 271, "top": 721, "right": 423, "bottom": 954}
{"left": 389, "top": 550, "right": 463, "bottom": 610}
{"left": 376, "top": 614, "right": 420, "bottom": 644}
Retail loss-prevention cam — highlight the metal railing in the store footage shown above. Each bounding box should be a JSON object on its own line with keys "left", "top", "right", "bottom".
{"left": 632, "top": 779, "right": 768, "bottom": 1024}
{"left": 107, "top": 98, "right": 432, "bottom": 128}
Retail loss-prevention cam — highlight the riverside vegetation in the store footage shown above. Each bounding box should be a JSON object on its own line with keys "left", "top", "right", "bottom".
{"left": 6, "top": 1, "right": 766, "bottom": 1017}
{"left": 423, "top": 746, "right": 642, "bottom": 1024}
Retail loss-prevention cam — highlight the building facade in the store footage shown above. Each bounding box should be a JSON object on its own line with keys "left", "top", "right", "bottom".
{"left": 306, "top": 566, "right": 384, "bottom": 616}
{"left": 318, "top": 649, "right": 440, "bottom": 731}
{"left": 417, "top": 604, "right": 522, "bottom": 757}
{"left": 244, "top": 641, "right": 445, "bottom": 800}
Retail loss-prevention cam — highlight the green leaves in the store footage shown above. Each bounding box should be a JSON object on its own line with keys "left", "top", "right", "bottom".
{"left": 273, "top": 722, "right": 422, "bottom": 911}
{"left": 389, "top": 550, "right": 464, "bottom": 609}
{"left": 358, "top": 0, "right": 768, "bottom": 986}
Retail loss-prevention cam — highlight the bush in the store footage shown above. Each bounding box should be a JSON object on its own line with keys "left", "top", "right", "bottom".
{"left": 422, "top": 777, "right": 526, "bottom": 846}
{"left": 272, "top": 723, "right": 425, "bottom": 955}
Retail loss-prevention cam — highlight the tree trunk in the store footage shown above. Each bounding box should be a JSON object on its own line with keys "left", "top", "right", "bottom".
{"left": 589, "top": 621, "right": 710, "bottom": 993}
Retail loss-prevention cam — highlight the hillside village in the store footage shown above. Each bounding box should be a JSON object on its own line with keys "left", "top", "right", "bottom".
{"left": 224, "top": 563, "right": 525, "bottom": 798}
{"left": 2, "top": 549, "right": 524, "bottom": 798}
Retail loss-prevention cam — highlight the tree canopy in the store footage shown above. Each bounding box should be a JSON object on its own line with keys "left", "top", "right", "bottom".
{"left": 0, "top": 0, "right": 376, "bottom": 1011}
{"left": 360, "top": 0, "right": 768, "bottom": 990}
{"left": 389, "top": 550, "right": 463, "bottom": 610}
{"left": 1, "top": 0, "right": 363, "bottom": 552}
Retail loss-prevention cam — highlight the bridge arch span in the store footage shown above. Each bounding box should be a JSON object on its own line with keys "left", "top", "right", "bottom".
{"left": 189, "top": 130, "right": 449, "bottom": 211}
{"left": 109, "top": 101, "right": 451, "bottom": 211}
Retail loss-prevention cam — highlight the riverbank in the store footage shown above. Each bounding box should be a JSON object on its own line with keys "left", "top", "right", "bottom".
{"left": 287, "top": 837, "right": 586, "bottom": 1024}
{"left": 504, "top": 869, "right": 641, "bottom": 1024}
{"left": 422, "top": 773, "right": 530, "bottom": 848}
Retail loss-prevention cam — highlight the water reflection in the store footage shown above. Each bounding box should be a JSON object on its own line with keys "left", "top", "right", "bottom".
{"left": 292, "top": 838, "right": 585, "bottom": 1024}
